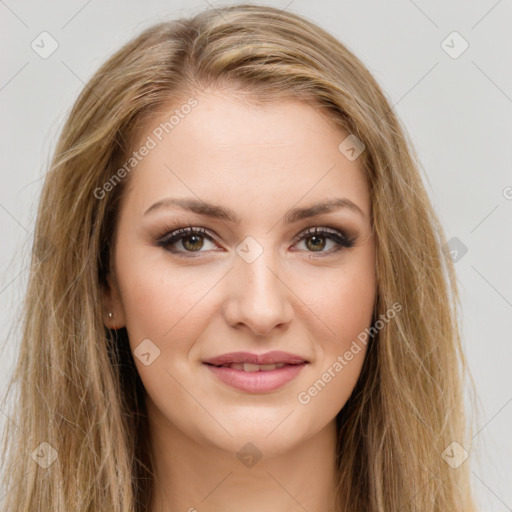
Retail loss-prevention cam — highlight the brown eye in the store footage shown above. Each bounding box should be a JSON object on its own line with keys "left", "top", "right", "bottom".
{"left": 294, "top": 227, "right": 357, "bottom": 256}
{"left": 304, "top": 234, "right": 327, "bottom": 252}
{"left": 156, "top": 227, "right": 217, "bottom": 257}
{"left": 181, "top": 234, "right": 205, "bottom": 252}
{"left": 156, "top": 225, "right": 357, "bottom": 259}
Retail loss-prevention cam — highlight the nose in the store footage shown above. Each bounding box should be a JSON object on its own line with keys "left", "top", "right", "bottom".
{"left": 222, "top": 243, "right": 294, "bottom": 336}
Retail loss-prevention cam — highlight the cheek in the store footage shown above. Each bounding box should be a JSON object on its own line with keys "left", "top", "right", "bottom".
{"left": 114, "top": 244, "right": 211, "bottom": 347}
{"left": 323, "top": 271, "right": 375, "bottom": 342}
{"left": 299, "top": 254, "right": 375, "bottom": 402}
{"left": 294, "top": 274, "right": 374, "bottom": 423}
{"left": 305, "top": 251, "right": 376, "bottom": 346}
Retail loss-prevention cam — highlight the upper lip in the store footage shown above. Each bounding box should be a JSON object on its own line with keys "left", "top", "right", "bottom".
{"left": 203, "top": 351, "right": 308, "bottom": 366}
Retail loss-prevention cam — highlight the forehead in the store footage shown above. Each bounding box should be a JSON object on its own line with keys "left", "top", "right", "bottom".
{"left": 121, "top": 90, "right": 370, "bottom": 220}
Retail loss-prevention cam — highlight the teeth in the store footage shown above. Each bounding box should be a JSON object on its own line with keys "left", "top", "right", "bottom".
{"left": 218, "top": 362, "right": 289, "bottom": 371}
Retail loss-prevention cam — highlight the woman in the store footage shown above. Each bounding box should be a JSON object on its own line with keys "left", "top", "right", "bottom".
{"left": 0, "top": 4, "right": 477, "bottom": 511}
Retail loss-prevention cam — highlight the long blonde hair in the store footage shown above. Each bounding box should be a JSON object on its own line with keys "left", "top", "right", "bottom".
{"left": 1, "top": 4, "right": 477, "bottom": 511}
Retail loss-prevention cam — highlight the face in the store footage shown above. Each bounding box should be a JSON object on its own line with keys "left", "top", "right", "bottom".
{"left": 102, "top": 89, "right": 376, "bottom": 456}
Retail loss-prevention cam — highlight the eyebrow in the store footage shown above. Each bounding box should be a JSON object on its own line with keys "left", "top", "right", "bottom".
{"left": 143, "top": 197, "right": 366, "bottom": 223}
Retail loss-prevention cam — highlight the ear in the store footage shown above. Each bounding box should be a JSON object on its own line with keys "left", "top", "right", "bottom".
{"left": 101, "top": 272, "right": 126, "bottom": 329}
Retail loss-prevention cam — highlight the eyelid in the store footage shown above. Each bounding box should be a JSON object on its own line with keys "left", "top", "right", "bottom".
{"left": 293, "top": 225, "right": 353, "bottom": 243}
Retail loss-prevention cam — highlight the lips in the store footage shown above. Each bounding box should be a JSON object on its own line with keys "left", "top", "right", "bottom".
{"left": 203, "top": 350, "right": 308, "bottom": 367}
{"left": 214, "top": 362, "right": 287, "bottom": 371}
{"left": 203, "top": 351, "right": 309, "bottom": 393}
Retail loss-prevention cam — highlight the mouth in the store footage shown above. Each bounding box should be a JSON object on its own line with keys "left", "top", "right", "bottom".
{"left": 203, "top": 350, "right": 308, "bottom": 366}
{"left": 205, "top": 362, "right": 295, "bottom": 371}
{"left": 202, "top": 351, "right": 309, "bottom": 393}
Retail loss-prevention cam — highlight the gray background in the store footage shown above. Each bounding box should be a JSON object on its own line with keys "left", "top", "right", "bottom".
{"left": 1, "top": 0, "right": 511, "bottom": 509}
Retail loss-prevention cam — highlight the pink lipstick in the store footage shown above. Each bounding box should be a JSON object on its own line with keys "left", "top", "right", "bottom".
{"left": 203, "top": 351, "right": 308, "bottom": 393}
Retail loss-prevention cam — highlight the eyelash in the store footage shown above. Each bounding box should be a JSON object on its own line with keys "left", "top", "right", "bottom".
{"left": 154, "top": 225, "right": 357, "bottom": 258}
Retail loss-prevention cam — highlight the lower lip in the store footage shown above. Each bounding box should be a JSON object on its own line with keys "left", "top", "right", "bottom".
{"left": 204, "top": 363, "right": 307, "bottom": 393}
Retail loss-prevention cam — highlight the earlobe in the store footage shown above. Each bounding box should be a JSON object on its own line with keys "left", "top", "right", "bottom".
{"left": 102, "top": 273, "right": 126, "bottom": 329}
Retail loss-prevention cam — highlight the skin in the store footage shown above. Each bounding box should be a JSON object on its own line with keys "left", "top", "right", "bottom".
{"left": 102, "top": 89, "right": 376, "bottom": 512}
